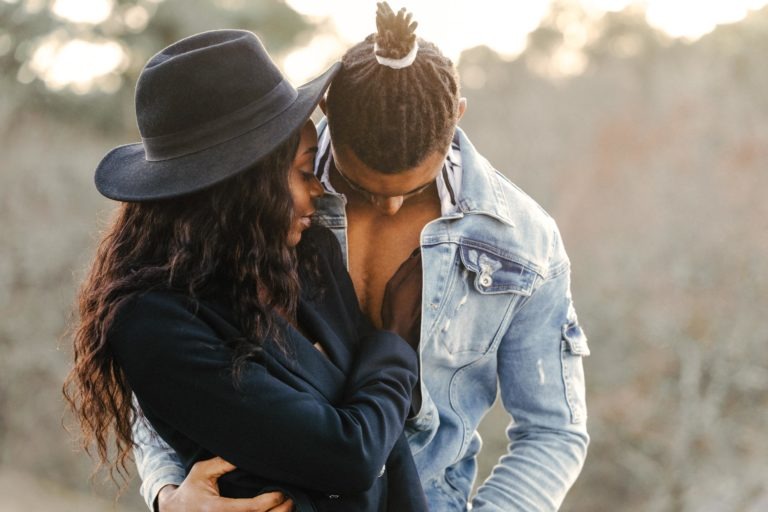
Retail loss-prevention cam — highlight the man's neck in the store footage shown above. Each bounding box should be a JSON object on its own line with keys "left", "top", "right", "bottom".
{"left": 342, "top": 178, "right": 441, "bottom": 328}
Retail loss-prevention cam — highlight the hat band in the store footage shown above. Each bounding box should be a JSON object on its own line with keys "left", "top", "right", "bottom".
{"left": 142, "top": 80, "right": 298, "bottom": 162}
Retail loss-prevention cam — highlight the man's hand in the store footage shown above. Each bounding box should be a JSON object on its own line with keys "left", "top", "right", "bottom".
{"left": 157, "top": 456, "right": 293, "bottom": 512}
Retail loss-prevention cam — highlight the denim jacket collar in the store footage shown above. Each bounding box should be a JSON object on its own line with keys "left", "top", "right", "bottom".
{"left": 452, "top": 127, "right": 516, "bottom": 228}
{"left": 314, "top": 119, "right": 514, "bottom": 228}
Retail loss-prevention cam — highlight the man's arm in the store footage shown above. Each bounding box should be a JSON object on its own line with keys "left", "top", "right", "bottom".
{"left": 133, "top": 396, "right": 297, "bottom": 512}
{"left": 472, "top": 229, "right": 590, "bottom": 512}
{"left": 132, "top": 411, "right": 185, "bottom": 511}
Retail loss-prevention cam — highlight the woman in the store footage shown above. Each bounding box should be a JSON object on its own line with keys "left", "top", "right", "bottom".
{"left": 64, "top": 30, "right": 426, "bottom": 512}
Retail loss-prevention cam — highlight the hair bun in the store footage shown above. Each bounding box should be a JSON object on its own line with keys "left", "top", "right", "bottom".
{"left": 375, "top": 2, "right": 418, "bottom": 60}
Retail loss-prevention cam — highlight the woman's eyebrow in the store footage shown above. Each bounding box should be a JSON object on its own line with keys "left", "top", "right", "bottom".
{"left": 304, "top": 145, "right": 319, "bottom": 155}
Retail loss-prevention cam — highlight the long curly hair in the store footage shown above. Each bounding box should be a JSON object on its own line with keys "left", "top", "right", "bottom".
{"left": 63, "top": 131, "right": 306, "bottom": 483}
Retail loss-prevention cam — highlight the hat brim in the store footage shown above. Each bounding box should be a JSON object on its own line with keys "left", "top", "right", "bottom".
{"left": 95, "top": 62, "right": 341, "bottom": 202}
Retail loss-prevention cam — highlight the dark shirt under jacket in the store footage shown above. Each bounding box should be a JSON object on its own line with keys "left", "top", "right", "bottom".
{"left": 110, "top": 227, "right": 427, "bottom": 511}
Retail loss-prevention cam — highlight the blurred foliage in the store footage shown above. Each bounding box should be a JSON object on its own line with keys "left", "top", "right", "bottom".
{"left": 0, "top": 0, "right": 313, "bottom": 508}
{"left": 465, "top": 5, "right": 768, "bottom": 511}
{"left": 1, "top": 1, "right": 768, "bottom": 511}
{"left": 0, "top": 0, "right": 313, "bottom": 133}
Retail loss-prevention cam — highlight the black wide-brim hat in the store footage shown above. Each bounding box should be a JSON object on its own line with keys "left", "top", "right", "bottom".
{"left": 95, "top": 30, "right": 341, "bottom": 201}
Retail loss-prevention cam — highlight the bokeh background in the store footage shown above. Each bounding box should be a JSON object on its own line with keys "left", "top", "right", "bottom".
{"left": 1, "top": 0, "right": 767, "bottom": 510}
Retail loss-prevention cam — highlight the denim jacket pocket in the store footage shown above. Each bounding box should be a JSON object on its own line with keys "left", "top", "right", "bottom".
{"left": 431, "top": 244, "right": 539, "bottom": 357}
{"left": 458, "top": 243, "right": 537, "bottom": 296}
{"left": 561, "top": 319, "right": 590, "bottom": 423}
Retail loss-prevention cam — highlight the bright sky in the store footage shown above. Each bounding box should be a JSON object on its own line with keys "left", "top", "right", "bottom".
{"left": 28, "top": 0, "right": 768, "bottom": 92}
{"left": 282, "top": 0, "right": 768, "bottom": 82}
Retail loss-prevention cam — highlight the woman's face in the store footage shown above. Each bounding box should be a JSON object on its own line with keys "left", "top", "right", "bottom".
{"left": 287, "top": 120, "right": 323, "bottom": 246}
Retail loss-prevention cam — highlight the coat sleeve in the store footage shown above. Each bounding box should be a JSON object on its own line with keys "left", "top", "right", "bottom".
{"left": 111, "top": 292, "right": 418, "bottom": 496}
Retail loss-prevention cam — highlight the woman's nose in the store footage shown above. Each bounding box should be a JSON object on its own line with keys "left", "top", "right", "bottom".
{"left": 310, "top": 177, "right": 324, "bottom": 198}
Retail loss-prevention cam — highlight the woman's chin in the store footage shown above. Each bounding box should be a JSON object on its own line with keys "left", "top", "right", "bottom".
{"left": 287, "top": 229, "right": 303, "bottom": 247}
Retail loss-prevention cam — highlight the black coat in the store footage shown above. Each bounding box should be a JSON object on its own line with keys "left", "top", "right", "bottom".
{"left": 109, "top": 228, "right": 427, "bottom": 511}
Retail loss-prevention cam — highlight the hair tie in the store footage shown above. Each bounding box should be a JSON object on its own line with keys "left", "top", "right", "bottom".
{"left": 374, "top": 40, "right": 419, "bottom": 69}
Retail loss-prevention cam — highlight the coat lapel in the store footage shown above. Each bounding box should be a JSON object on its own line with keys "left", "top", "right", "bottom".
{"left": 199, "top": 297, "right": 353, "bottom": 405}
{"left": 296, "top": 297, "right": 354, "bottom": 374}
{"left": 263, "top": 297, "right": 357, "bottom": 404}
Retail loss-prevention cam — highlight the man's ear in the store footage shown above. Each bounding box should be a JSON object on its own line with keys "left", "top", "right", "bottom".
{"left": 457, "top": 97, "right": 467, "bottom": 121}
{"left": 319, "top": 97, "right": 328, "bottom": 116}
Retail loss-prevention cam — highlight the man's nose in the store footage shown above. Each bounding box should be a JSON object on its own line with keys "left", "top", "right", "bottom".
{"left": 373, "top": 195, "right": 405, "bottom": 216}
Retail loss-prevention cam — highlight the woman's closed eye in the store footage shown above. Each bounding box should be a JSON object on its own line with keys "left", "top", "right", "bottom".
{"left": 300, "top": 170, "right": 317, "bottom": 182}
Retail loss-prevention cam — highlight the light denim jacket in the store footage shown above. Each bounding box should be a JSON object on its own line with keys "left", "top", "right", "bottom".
{"left": 132, "top": 124, "right": 589, "bottom": 511}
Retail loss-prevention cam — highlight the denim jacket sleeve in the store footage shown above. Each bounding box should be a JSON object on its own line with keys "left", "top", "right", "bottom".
{"left": 132, "top": 406, "right": 185, "bottom": 511}
{"left": 471, "top": 227, "right": 590, "bottom": 512}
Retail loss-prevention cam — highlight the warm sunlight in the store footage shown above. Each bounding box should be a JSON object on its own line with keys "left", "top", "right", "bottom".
{"left": 52, "top": 0, "right": 113, "bottom": 24}
{"left": 644, "top": 0, "right": 768, "bottom": 39}
{"left": 27, "top": 32, "right": 126, "bottom": 93}
{"left": 284, "top": 0, "right": 550, "bottom": 65}
{"left": 282, "top": 0, "right": 768, "bottom": 82}
{"left": 35, "top": 0, "right": 768, "bottom": 89}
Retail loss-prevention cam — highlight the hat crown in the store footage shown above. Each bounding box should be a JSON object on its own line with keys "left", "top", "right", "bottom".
{"left": 94, "top": 28, "right": 339, "bottom": 202}
{"left": 135, "top": 30, "right": 288, "bottom": 138}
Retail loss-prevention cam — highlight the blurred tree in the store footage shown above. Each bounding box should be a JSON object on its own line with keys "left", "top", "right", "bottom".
{"left": 460, "top": 5, "right": 768, "bottom": 511}
{"left": 585, "top": 5, "right": 670, "bottom": 63}
{"left": 2, "top": 1, "right": 767, "bottom": 509}
{"left": 0, "top": 0, "right": 313, "bottom": 133}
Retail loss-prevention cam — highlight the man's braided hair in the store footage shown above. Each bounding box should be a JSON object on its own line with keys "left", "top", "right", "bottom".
{"left": 325, "top": 2, "right": 460, "bottom": 174}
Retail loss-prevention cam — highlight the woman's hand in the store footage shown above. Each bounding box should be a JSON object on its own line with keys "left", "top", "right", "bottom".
{"left": 157, "top": 456, "right": 294, "bottom": 512}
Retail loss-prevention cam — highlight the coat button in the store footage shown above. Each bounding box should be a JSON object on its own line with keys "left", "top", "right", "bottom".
{"left": 479, "top": 274, "right": 493, "bottom": 287}
{"left": 328, "top": 494, "right": 340, "bottom": 499}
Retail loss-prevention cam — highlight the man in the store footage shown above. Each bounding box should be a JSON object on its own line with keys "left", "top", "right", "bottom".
{"left": 134, "top": 4, "right": 589, "bottom": 511}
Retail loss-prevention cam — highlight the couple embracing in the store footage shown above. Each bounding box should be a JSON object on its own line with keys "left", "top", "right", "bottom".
{"left": 66, "top": 3, "right": 589, "bottom": 511}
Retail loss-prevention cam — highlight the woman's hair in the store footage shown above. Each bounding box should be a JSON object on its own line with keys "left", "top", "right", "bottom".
{"left": 63, "top": 131, "right": 305, "bottom": 482}
{"left": 325, "top": 2, "right": 460, "bottom": 173}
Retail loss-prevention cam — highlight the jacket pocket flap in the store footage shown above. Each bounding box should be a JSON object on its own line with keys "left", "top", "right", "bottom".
{"left": 562, "top": 321, "right": 590, "bottom": 356}
{"left": 459, "top": 244, "right": 538, "bottom": 295}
